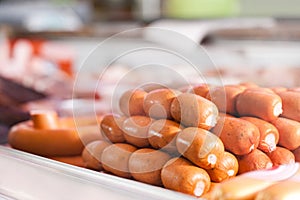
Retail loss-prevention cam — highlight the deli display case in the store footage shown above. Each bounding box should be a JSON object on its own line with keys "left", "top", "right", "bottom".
{"left": 1, "top": 1, "right": 300, "bottom": 199}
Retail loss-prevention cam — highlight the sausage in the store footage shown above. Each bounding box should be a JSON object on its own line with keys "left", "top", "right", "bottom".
{"left": 277, "top": 91, "right": 300, "bottom": 121}
{"left": 128, "top": 148, "right": 171, "bottom": 186}
{"left": 201, "top": 182, "right": 220, "bottom": 199}
{"left": 236, "top": 89, "right": 283, "bottom": 121}
{"left": 240, "top": 117, "right": 279, "bottom": 153}
{"left": 292, "top": 146, "right": 300, "bottom": 162}
{"left": 122, "top": 116, "right": 152, "bottom": 147}
{"left": 207, "top": 86, "right": 244, "bottom": 115}
{"left": 176, "top": 127, "right": 224, "bottom": 169}
{"left": 272, "top": 117, "right": 300, "bottom": 150}
{"left": 210, "top": 175, "right": 275, "bottom": 200}
{"left": 141, "top": 83, "right": 167, "bottom": 92}
{"left": 148, "top": 119, "right": 181, "bottom": 154}
{"left": 101, "top": 143, "right": 137, "bottom": 178}
{"left": 244, "top": 87, "right": 275, "bottom": 94}
{"left": 143, "top": 88, "right": 179, "bottom": 119}
{"left": 170, "top": 93, "right": 219, "bottom": 130}
{"left": 187, "top": 83, "right": 210, "bottom": 98}
{"left": 289, "top": 87, "right": 300, "bottom": 92}
{"left": 255, "top": 181, "right": 300, "bottom": 200}
{"left": 206, "top": 151, "right": 239, "bottom": 183}
{"left": 237, "top": 149, "right": 273, "bottom": 174}
{"left": 270, "top": 87, "right": 287, "bottom": 94}
{"left": 266, "top": 146, "right": 295, "bottom": 166}
{"left": 161, "top": 157, "right": 211, "bottom": 197}
{"left": 100, "top": 114, "right": 126, "bottom": 143}
{"left": 119, "top": 89, "right": 147, "bottom": 116}
{"left": 211, "top": 116, "right": 260, "bottom": 155}
{"left": 82, "top": 140, "right": 111, "bottom": 170}
{"left": 239, "top": 82, "right": 259, "bottom": 88}
{"left": 30, "top": 110, "right": 59, "bottom": 129}
{"left": 49, "top": 155, "right": 85, "bottom": 167}
{"left": 8, "top": 112, "right": 88, "bottom": 156}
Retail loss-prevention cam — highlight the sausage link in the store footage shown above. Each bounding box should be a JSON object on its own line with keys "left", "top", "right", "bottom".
{"left": 161, "top": 157, "right": 211, "bottom": 197}
{"left": 176, "top": 127, "right": 224, "bottom": 169}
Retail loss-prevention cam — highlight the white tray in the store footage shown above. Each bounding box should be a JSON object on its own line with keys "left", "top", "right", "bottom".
{"left": 0, "top": 146, "right": 197, "bottom": 200}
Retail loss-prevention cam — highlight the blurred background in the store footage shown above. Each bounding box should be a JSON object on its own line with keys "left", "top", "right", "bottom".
{"left": 0, "top": 0, "right": 300, "bottom": 142}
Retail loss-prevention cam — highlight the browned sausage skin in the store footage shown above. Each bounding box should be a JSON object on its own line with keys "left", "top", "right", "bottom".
{"left": 100, "top": 114, "right": 126, "bottom": 143}
{"left": 143, "top": 88, "right": 179, "bottom": 119}
{"left": 176, "top": 127, "right": 224, "bottom": 169}
{"left": 240, "top": 117, "right": 279, "bottom": 153}
{"left": 148, "top": 119, "right": 181, "bottom": 154}
{"left": 161, "top": 157, "right": 211, "bottom": 197}
{"left": 236, "top": 89, "right": 282, "bottom": 122}
{"left": 207, "top": 86, "right": 244, "bottom": 115}
{"left": 101, "top": 143, "right": 137, "bottom": 178}
{"left": 128, "top": 148, "right": 171, "bottom": 186}
{"left": 277, "top": 91, "right": 300, "bottom": 122}
{"left": 119, "top": 89, "right": 147, "bottom": 116}
{"left": 206, "top": 151, "right": 239, "bottom": 183}
{"left": 237, "top": 149, "right": 273, "bottom": 174}
{"left": 272, "top": 117, "right": 300, "bottom": 150}
{"left": 82, "top": 140, "right": 111, "bottom": 170}
{"left": 266, "top": 146, "right": 295, "bottom": 166}
{"left": 170, "top": 93, "right": 219, "bottom": 130}
{"left": 122, "top": 116, "right": 152, "bottom": 147}
{"left": 211, "top": 116, "right": 260, "bottom": 155}
{"left": 186, "top": 83, "right": 210, "bottom": 98}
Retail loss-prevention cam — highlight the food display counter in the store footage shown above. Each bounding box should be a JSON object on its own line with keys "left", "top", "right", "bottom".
{"left": 1, "top": 17, "right": 300, "bottom": 200}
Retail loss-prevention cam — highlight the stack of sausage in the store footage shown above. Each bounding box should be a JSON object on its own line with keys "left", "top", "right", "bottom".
{"left": 82, "top": 83, "right": 300, "bottom": 198}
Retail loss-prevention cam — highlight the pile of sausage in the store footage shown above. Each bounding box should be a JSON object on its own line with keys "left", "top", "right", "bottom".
{"left": 82, "top": 83, "right": 300, "bottom": 198}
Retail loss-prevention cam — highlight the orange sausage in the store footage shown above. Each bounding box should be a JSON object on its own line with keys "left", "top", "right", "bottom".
{"left": 292, "top": 146, "right": 300, "bottom": 162}
{"left": 272, "top": 117, "right": 300, "bottom": 150}
{"left": 8, "top": 112, "right": 84, "bottom": 156}
{"left": 143, "top": 88, "right": 179, "bottom": 119}
{"left": 237, "top": 149, "right": 273, "bottom": 174}
{"left": 148, "top": 119, "right": 181, "bottom": 154}
{"left": 100, "top": 114, "right": 126, "bottom": 143}
{"left": 289, "top": 87, "right": 300, "bottom": 92}
{"left": 277, "top": 91, "right": 300, "bottom": 121}
{"left": 119, "top": 89, "right": 147, "bottom": 116}
{"left": 122, "top": 116, "right": 152, "bottom": 147}
{"left": 128, "top": 148, "right": 171, "bottom": 186}
{"left": 170, "top": 93, "right": 219, "bottom": 130}
{"left": 49, "top": 155, "right": 85, "bottom": 167}
{"left": 255, "top": 181, "right": 300, "bottom": 200}
{"left": 266, "top": 146, "right": 295, "bottom": 166}
{"left": 101, "top": 143, "right": 137, "bottom": 178}
{"left": 161, "top": 157, "right": 211, "bottom": 197}
{"left": 187, "top": 83, "right": 210, "bottom": 98}
{"left": 244, "top": 87, "right": 275, "bottom": 94}
{"left": 81, "top": 140, "right": 111, "bottom": 170}
{"left": 239, "top": 82, "right": 259, "bottom": 88}
{"left": 241, "top": 117, "right": 279, "bottom": 153}
{"left": 207, "top": 86, "right": 244, "bottom": 115}
{"left": 176, "top": 127, "right": 224, "bottom": 169}
{"left": 270, "top": 86, "right": 287, "bottom": 94}
{"left": 236, "top": 89, "right": 283, "bottom": 121}
{"left": 211, "top": 116, "right": 260, "bottom": 155}
{"left": 206, "top": 151, "right": 239, "bottom": 183}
